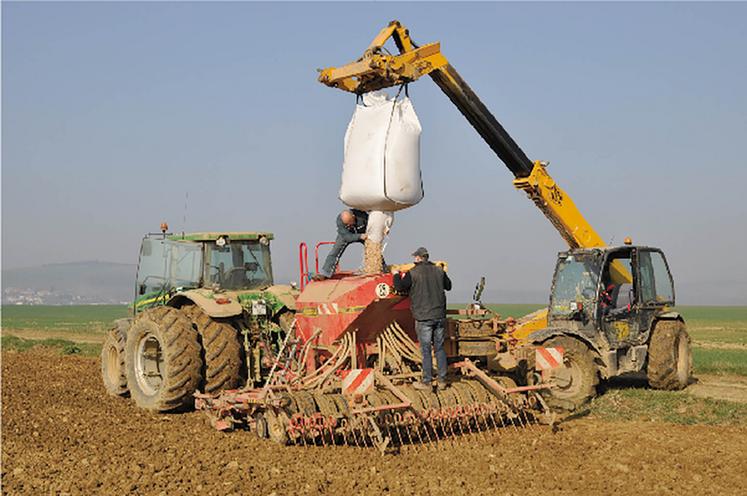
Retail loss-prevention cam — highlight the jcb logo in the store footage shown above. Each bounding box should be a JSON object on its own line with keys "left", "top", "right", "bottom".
{"left": 614, "top": 321, "right": 630, "bottom": 340}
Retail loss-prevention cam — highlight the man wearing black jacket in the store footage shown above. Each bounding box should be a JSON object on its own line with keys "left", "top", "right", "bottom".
{"left": 393, "top": 247, "right": 452, "bottom": 390}
{"left": 316, "top": 209, "right": 368, "bottom": 279}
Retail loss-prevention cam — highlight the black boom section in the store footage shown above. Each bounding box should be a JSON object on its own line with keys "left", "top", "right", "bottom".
{"left": 430, "top": 64, "right": 534, "bottom": 178}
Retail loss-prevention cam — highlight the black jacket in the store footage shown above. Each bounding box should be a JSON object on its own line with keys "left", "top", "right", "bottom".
{"left": 393, "top": 261, "right": 452, "bottom": 321}
{"left": 336, "top": 209, "right": 368, "bottom": 243}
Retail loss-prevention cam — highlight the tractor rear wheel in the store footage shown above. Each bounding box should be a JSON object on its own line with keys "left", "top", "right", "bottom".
{"left": 647, "top": 320, "right": 692, "bottom": 390}
{"left": 540, "top": 336, "right": 599, "bottom": 412}
{"left": 101, "top": 318, "right": 131, "bottom": 397}
{"left": 185, "top": 306, "right": 243, "bottom": 393}
{"left": 125, "top": 307, "right": 202, "bottom": 412}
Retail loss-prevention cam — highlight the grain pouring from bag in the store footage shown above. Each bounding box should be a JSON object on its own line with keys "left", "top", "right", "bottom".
{"left": 339, "top": 91, "right": 423, "bottom": 273}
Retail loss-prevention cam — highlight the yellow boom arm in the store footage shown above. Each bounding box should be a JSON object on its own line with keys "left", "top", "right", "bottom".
{"left": 319, "top": 21, "right": 608, "bottom": 252}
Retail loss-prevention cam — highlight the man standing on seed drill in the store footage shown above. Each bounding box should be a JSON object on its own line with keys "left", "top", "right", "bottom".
{"left": 315, "top": 209, "right": 368, "bottom": 280}
{"left": 393, "top": 247, "right": 452, "bottom": 390}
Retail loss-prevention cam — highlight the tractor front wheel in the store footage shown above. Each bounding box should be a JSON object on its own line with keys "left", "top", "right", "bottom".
{"left": 125, "top": 307, "right": 202, "bottom": 412}
{"left": 540, "top": 336, "right": 599, "bottom": 412}
{"left": 647, "top": 320, "right": 692, "bottom": 390}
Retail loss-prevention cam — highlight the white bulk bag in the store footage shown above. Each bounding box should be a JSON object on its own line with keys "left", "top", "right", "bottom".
{"left": 339, "top": 91, "right": 424, "bottom": 212}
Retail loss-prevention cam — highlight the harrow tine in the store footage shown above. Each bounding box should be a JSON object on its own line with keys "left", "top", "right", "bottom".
{"left": 416, "top": 415, "right": 433, "bottom": 448}
{"left": 471, "top": 410, "right": 487, "bottom": 442}
{"left": 319, "top": 422, "right": 327, "bottom": 447}
{"left": 520, "top": 409, "right": 533, "bottom": 431}
{"left": 477, "top": 403, "right": 495, "bottom": 432}
{"left": 405, "top": 423, "right": 417, "bottom": 448}
{"left": 485, "top": 406, "right": 500, "bottom": 436}
{"left": 442, "top": 412, "right": 457, "bottom": 445}
{"left": 352, "top": 420, "right": 362, "bottom": 448}
{"left": 394, "top": 424, "right": 405, "bottom": 447}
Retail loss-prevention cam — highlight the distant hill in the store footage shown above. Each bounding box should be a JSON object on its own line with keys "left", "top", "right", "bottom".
{"left": 2, "top": 261, "right": 135, "bottom": 305}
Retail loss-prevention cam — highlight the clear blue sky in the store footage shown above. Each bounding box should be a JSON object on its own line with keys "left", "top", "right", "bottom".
{"left": 3, "top": 2, "right": 746, "bottom": 304}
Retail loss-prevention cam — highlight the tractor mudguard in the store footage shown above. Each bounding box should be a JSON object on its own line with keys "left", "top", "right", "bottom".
{"left": 528, "top": 327, "right": 604, "bottom": 357}
{"left": 655, "top": 311, "right": 684, "bottom": 322}
{"left": 168, "top": 289, "right": 243, "bottom": 318}
{"left": 529, "top": 328, "right": 620, "bottom": 378}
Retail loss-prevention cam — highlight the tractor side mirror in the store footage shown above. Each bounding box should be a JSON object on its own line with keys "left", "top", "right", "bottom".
{"left": 139, "top": 283, "right": 147, "bottom": 295}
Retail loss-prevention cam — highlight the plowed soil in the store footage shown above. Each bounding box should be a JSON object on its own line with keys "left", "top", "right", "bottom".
{"left": 3, "top": 350, "right": 747, "bottom": 495}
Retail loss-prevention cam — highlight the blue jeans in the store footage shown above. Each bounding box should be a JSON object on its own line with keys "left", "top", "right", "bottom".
{"left": 320, "top": 237, "right": 361, "bottom": 277}
{"left": 416, "top": 319, "right": 447, "bottom": 384}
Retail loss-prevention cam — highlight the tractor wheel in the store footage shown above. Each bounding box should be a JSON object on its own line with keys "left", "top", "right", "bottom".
{"left": 101, "top": 318, "right": 131, "bottom": 397}
{"left": 540, "top": 336, "right": 599, "bottom": 412}
{"left": 125, "top": 307, "right": 202, "bottom": 412}
{"left": 647, "top": 320, "right": 692, "bottom": 390}
{"left": 185, "top": 306, "right": 243, "bottom": 394}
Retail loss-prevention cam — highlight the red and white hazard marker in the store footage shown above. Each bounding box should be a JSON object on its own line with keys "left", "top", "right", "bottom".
{"left": 341, "top": 368, "right": 374, "bottom": 396}
{"left": 317, "top": 303, "right": 339, "bottom": 315}
{"left": 535, "top": 346, "right": 564, "bottom": 371}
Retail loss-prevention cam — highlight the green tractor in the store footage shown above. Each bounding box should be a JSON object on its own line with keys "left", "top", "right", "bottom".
{"left": 100, "top": 229, "right": 298, "bottom": 411}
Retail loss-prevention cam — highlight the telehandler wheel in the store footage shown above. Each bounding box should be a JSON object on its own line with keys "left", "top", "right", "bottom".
{"left": 184, "top": 306, "right": 243, "bottom": 394}
{"left": 100, "top": 319, "right": 131, "bottom": 397}
{"left": 647, "top": 320, "right": 692, "bottom": 390}
{"left": 541, "top": 336, "right": 599, "bottom": 412}
{"left": 125, "top": 307, "right": 203, "bottom": 412}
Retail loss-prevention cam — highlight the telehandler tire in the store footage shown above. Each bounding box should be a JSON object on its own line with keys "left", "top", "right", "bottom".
{"left": 647, "top": 320, "right": 692, "bottom": 390}
{"left": 101, "top": 318, "right": 131, "bottom": 397}
{"left": 540, "top": 336, "right": 599, "bottom": 412}
{"left": 125, "top": 307, "right": 202, "bottom": 412}
{"left": 185, "top": 306, "right": 243, "bottom": 393}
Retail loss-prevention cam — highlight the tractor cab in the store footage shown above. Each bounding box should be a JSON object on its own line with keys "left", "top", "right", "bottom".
{"left": 547, "top": 244, "right": 676, "bottom": 350}
{"left": 134, "top": 230, "right": 275, "bottom": 313}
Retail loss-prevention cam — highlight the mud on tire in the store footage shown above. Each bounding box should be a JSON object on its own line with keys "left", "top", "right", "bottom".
{"left": 540, "top": 336, "right": 599, "bottom": 412}
{"left": 184, "top": 306, "right": 243, "bottom": 394}
{"left": 125, "top": 307, "right": 202, "bottom": 412}
{"left": 101, "top": 318, "right": 131, "bottom": 397}
{"left": 647, "top": 320, "right": 692, "bottom": 390}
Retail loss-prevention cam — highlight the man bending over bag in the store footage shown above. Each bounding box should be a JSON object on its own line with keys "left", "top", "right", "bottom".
{"left": 315, "top": 209, "right": 368, "bottom": 280}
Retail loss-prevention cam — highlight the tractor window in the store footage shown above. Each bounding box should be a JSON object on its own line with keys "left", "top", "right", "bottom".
{"left": 639, "top": 250, "right": 674, "bottom": 304}
{"left": 600, "top": 252, "right": 634, "bottom": 312}
{"left": 550, "top": 254, "right": 601, "bottom": 316}
{"left": 137, "top": 238, "right": 169, "bottom": 295}
{"left": 167, "top": 241, "right": 202, "bottom": 289}
{"left": 205, "top": 240, "right": 273, "bottom": 290}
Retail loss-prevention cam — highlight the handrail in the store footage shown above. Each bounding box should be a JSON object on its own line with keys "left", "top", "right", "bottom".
{"left": 315, "top": 241, "right": 337, "bottom": 275}
{"left": 299, "top": 242, "right": 309, "bottom": 291}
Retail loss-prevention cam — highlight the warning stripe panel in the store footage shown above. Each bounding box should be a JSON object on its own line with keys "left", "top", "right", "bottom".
{"left": 342, "top": 368, "right": 374, "bottom": 396}
{"left": 535, "top": 347, "right": 564, "bottom": 370}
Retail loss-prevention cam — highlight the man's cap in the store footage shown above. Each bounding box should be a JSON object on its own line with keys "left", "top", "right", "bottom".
{"left": 411, "top": 247, "right": 429, "bottom": 258}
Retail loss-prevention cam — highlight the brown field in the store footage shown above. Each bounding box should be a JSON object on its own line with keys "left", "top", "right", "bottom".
{"left": 2, "top": 349, "right": 747, "bottom": 495}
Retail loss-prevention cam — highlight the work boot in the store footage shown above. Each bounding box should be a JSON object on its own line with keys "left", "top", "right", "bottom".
{"left": 413, "top": 381, "right": 432, "bottom": 391}
{"left": 312, "top": 274, "right": 328, "bottom": 281}
{"left": 436, "top": 380, "right": 449, "bottom": 391}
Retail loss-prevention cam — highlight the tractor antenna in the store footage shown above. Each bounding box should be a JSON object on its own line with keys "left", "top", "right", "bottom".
{"left": 182, "top": 191, "right": 189, "bottom": 236}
